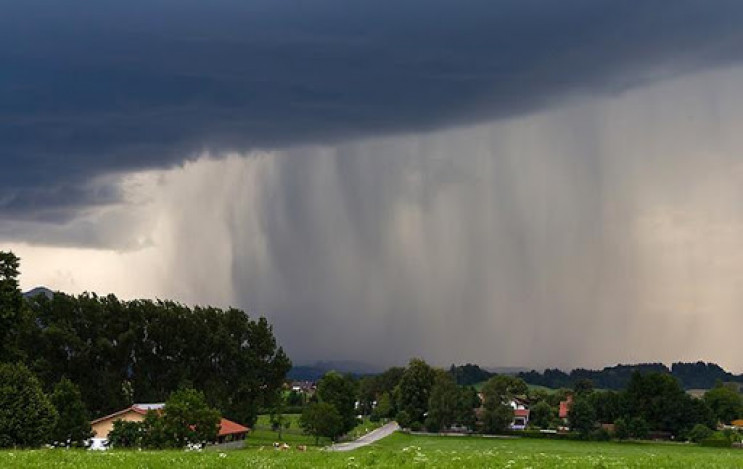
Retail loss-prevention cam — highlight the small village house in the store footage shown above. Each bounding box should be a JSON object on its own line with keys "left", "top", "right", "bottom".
{"left": 90, "top": 403, "right": 250, "bottom": 445}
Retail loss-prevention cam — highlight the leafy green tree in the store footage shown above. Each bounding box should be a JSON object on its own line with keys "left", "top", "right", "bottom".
{"left": 623, "top": 371, "right": 689, "bottom": 435}
{"left": 140, "top": 411, "right": 168, "bottom": 449}
{"left": 530, "top": 400, "right": 554, "bottom": 429}
{"left": 371, "top": 392, "right": 393, "bottom": 421}
{"left": 286, "top": 390, "right": 304, "bottom": 407}
{"left": 269, "top": 394, "right": 291, "bottom": 440}
{"left": 568, "top": 396, "right": 596, "bottom": 438}
{"left": 300, "top": 402, "right": 343, "bottom": 444}
{"left": 50, "top": 377, "right": 92, "bottom": 446}
{"left": 455, "top": 387, "right": 477, "bottom": 430}
{"left": 481, "top": 402, "right": 513, "bottom": 434}
{"left": 589, "top": 390, "right": 622, "bottom": 424}
{"left": 394, "top": 358, "right": 436, "bottom": 426}
{"left": 614, "top": 417, "right": 630, "bottom": 440}
{"left": 357, "top": 376, "right": 377, "bottom": 416}
{"left": 481, "top": 375, "right": 528, "bottom": 401}
{"left": 0, "top": 363, "right": 58, "bottom": 447}
{"left": 107, "top": 420, "right": 143, "bottom": 448}
{"left": 627, "top": 416, "right": 649, "bottom": 439}
{"left": 317, "top": 371, "right": 358, "bottom": 435}
{"left": 574, "top": 379, "right": 594, "bottom": 396}
{"left": 395, "top": 410, "right": 412, "bottom": 429}
{"left": 162, "top": 388, "right": 220, "bottom": 447}
{"left": 376, "top": 367, "right": 405, "bottom": 395}
{"left": 704, "top": 384, "right": 743, "bottom": 424}
{"left": 426, "top": 372, "right": 461, "bottom": 432}
{"left": 480, "top": 375, "right": 528, "bottom": 433}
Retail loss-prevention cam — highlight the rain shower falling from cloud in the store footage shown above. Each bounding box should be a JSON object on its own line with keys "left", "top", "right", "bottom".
{"left": 13, "top": 65, "right": 743, "bottom": 371}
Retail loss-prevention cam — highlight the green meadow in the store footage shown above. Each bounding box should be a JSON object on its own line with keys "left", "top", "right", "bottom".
{"left": 2, "top": 432, "right": 743, "bottom": 468}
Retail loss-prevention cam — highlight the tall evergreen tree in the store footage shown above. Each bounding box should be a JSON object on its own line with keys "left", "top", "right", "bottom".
{"left": 0, "top": 251, "right": 23, "bottom": 361}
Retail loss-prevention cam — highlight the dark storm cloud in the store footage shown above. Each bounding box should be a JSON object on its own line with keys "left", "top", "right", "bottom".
{"left": 3, "top": 0, "right": 743, "bottom": 220}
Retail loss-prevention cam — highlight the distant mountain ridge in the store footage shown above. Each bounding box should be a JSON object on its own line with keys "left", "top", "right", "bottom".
{"left": 288, "top": 360, "right": 383, "bottom": 381}
{"left": 22, "top": 286, "right": 54, "bottom": 299}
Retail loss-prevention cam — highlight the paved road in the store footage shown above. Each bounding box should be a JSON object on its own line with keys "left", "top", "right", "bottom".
{"left": 328, "top": 422, "right": 400, "bottom": 452}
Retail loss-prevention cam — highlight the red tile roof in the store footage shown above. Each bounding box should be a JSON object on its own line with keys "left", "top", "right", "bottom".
{"left": 514, "top": 409, "right": 530, "bottom": 418}
{"left": 218, "top": 418, "right": 250, "bottom": 436}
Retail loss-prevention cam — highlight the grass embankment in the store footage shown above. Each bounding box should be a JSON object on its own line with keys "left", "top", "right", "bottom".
{"left": 3, "top": 432, "right": 743, "bottom": 468}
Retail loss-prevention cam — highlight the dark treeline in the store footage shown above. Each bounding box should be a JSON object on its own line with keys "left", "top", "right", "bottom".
{"left": 519, "top": 362, "right": 743, "bottom": 391}
{"left": 449, "top": 363, "right": 494, "bottom": 386}
{"left": 1, "top": 252, "right": 290, "bottom": 429}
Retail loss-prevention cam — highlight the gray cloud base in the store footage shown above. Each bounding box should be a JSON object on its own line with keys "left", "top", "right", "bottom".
{"left": 4, "top": 0, "right": 743, "bottom": 222}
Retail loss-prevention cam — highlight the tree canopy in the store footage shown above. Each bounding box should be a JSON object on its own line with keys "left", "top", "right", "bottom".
{"left": 395, "top": 358, "right": 437, "bottom": 425}
{"left": 0, "top": 363, "right": 57, "bottom": 447}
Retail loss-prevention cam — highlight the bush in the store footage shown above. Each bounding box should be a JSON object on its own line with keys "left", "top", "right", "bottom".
{"left": 687, "top": 424, "right": 714, "bottom": 443}
{"left": 614, "top": 417, "right": 630, "bottom": 440}
{"left": 590, "top": 428, "right": 611, "bottom": 441}
{"left": 424, "top": 417, "right": 440, "bottom": 433}
{"left": 0, "top": 363, "right": 57, "bottom": 447}
{"left": 700, "top": 436, "right": 732, "bottom": 448}
{"left": 108, "top": 420, "right": 143, "bottom": 448}
{"left": 409, "top": 421, "right": 423, "bottom": 432}
{"left": 395, "top": 411, "right": 412, "bottom": 429}
{"left": 628, "top": 417, "right": 649, "bottom": 440}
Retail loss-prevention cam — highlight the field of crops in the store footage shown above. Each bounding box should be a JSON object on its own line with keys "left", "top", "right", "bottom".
{"left": 2, "top": 432, "right": 743, "bottom": 468}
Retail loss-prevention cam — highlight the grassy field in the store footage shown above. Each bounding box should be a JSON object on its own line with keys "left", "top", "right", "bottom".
{"left": 248, "top": 414, "right": 328, "bottom": 447}
{"left": 2, "top": 432, "right": 743, "bottom": 468}
{"left": 247, "top": 414, "right": 382, "bottom": 448}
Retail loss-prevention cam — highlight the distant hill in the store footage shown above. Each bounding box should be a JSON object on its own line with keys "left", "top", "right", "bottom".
{"left": 22, "top": 286, "right": 54, "bottom": 299}
{"left": 287, "top": 360, "right": 383, "bottom": 381}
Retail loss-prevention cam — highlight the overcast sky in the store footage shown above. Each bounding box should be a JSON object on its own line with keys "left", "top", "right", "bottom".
{"left": 4, "top": 1, "right": 743, "bottom": 371}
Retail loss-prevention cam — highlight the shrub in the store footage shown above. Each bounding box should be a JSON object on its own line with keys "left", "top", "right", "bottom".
{"left": 687, "top": 424, "right": 714, "bottom": 443}
{"left": 590, "top": 428, "right": 611, "bottom": 441}
{"left": 628, "top": 417, "right": 649, "bottom": 440}
{"left": 409, "top": 421, "right": 423, "bottom": 432}
{"left": 108, "top": 420, "right": 143, "bottom": 448}
{"left": 614, "top": 417, "right": 630, "bottom": 440}
{"left": 395, "top": 410, "right": 412, "bottom": 429}
{"left": 700, "top": 436, "right": 732, "bottom": 448}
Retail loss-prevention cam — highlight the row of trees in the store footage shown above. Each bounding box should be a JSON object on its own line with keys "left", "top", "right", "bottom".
{"left": 519, "top": 362, "right": 743, "bottom": 391}
{"left": 298, "top": 358, "right": 742, "bottom": 444}
{"left": 560, "top": 374, "right": 743, "bottom": 441}
{"left": 0, "top": 251, "right": 291, "bottom": 447}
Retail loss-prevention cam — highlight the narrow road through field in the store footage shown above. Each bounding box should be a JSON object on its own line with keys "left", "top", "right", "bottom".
{"left": 328, "top": 422, "right": 400, "bottom": 452}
